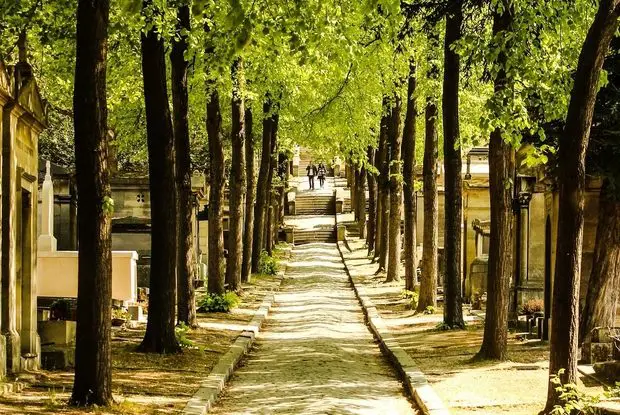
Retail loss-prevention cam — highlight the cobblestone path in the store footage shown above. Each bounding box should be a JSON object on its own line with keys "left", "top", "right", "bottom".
{"left": 210, "top": 243, "right": 418, "bottom": 415}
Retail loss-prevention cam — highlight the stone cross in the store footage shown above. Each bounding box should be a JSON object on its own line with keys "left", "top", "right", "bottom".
{"left": 38, "top": 160, "right": 57, "bottom": 251}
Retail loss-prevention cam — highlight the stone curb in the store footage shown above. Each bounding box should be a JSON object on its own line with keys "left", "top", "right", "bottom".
{"left": 182, "top": 248, "right": 292, "bottom": 415}
{"left": 333, "top": 227, "right": 449, "bottom": 415}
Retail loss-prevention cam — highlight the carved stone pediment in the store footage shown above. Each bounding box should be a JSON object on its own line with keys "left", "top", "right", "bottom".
{"left": 17, "top": 77, "right": 47, "bottom": 125}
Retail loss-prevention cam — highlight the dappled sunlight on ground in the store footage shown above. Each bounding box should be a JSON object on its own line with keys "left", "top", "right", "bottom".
{"left": 210, "top": 242, "right": 418, "bottom": 415}
{"left": 0, "top": 273, "right": 282, "bottom": 414}
{"left": 341, "top": 238, "right": 607, "bottom": 415}
{"left": 284, "top": 215, "right": 335, "bottom": 231}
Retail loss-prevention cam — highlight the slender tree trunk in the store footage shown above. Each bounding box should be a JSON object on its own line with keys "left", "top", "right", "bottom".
{"left": 242, "top": 107, "right": 255, "bottom": 283}
{"left": 351, "top": 160, "right": 357, "bottom": 218}
{"left": 71, "top": 0, "right": 113, "bottom": 405}
{"left": 251, "top": 98, "right": 273, "bottom": 272}
{"left": 265, "top": 108, "right": 279, "bottom": 255}
{"left": 402, "top": 61, "right": 418, "bottom": 292}
{"left": 206, "top": 85, "right": 224, "bottom": 294}
{"left": 418, "top": 53, "right": 440, "bottom": 311}
{"left": 376, "top": 102, "right": 390, "bottom": 271}
{"left": 580, "top": 180, "right": 620, "bottom": 342}
{"left": 374, "top": 111, "right": 388, "bottom": 263}
{"left": 171, "top": 4, "right": 197, "bottom": 328}
{"left": 477, "top": 1, "right": 515, "bottom": 360}
{"left": 387, "top": 96, "right": 403, "bottom": 282}
{"left": 139, "top": 0, "right": 180, "bottom": 353}
{"left": 366, "top": 147, "right": 377, "bottom": 255}
{"left": 443, "top": 2, "right": 465, "bottom": 328}
{"left": 225, "top": 58, "right": 246, "bottom": 292}
{"left": 478, "top": 139, "right": 514, "bottom": 358}
{"left": 357, "top": 165, "right": 367, "bottom": 239}
{"left": 544, "top": 2, "right": 620, "bottom": 411}
{"left": 352, "top": 164, "right": 359, "bottom": 220}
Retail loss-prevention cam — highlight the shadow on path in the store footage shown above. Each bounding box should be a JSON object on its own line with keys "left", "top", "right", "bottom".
{"left": 209, "top": 243, "right": 418, "bottom": 415}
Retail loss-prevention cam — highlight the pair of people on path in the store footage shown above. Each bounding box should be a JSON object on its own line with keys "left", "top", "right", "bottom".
{"left": 306, "top": 161, "right": 326, "bottom": 190}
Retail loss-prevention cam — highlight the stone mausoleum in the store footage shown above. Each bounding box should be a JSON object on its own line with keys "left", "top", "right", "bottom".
{"left": 0, "top": 55, "right": 47, "bottom": 377}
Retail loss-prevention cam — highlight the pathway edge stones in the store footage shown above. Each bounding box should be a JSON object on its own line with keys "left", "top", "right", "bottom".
{"left": 334, "top": 217, "right": 449, "bottom": 415}
{"left": 182, "top": 247, "right": 292, "bottom": 415}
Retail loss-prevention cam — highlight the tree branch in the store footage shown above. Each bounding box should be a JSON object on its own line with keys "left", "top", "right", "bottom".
{"left": 306, "top": 63, "right": 353, "bottom": 117}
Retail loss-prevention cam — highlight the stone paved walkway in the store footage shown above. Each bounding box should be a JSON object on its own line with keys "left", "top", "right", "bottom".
{"left": 210, "top": 242, "right": 418, "bottom": 414}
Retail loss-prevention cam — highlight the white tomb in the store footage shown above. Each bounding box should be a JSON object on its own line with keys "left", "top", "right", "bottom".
{"left": 37, "top": 161, "right": 139, "bottom": 303}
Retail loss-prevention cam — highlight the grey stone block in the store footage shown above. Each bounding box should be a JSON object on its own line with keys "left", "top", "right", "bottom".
{"left": 38, "top": 320, "right": 76, "bottom": 346}
{"left": 41, "top": 346, "right": 74, "bottom": 370}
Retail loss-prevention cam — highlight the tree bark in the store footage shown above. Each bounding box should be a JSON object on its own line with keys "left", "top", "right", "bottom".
{"left": 442, "top": 2, "right": 465, "bottom": 328}
{"left": 402, "top": 61, "right": 418, "bottom": 292}
{"left": 357, "top": 164, "right": 367, "bottom": 239}
{"left": 139, "top": 0, "right": 180, "bottom": 353}
{"left": 171, "top": 3, "right": 197, "bottom": 328}
{"left": 544, "top": 2, "right": 620, "bottom": 411}
{"left": 366, "top": 146, "right": 377, "bottom": 255}
{"left": 374, "top": 112, "right": 387, "bottom": 263}
{"left": 71, "top": 0, "right": 113, "bottom": 405}
{"left": 241, "top": 107, "right": 255, "bottom": 283}
{"left": 376, "top": 101, "right": 390, "bottom": 271}
{"left": 206, "top": 85, "right": 224, "bottom": 295}
{"left": 352, "top": 164, "right": 359, "bottom": 220}
{"left": 265, "top": 108, "right": 279, "bottom": 254}
{"left": 251, "top": 97, "right": 273, "bottom": 272}
{"left": 477, "top": 1, "right": 515, "bottom": 360}
{"left": 418, "top": 30, "right": 440, "bottom": 311}
{"left": 580, "top": 180, "right": 620, "bottom": 342}
{"left": 387, "top": 96, "right": 403, "bottom": 282}
{"left": 225, "top": 58, "right": 246, "bottom": 292}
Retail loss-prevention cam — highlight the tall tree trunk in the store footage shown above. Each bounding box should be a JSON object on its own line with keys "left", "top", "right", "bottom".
{"left": 71, "top": 0, "right": 113, "bottom": 405}
{"left": 387, "top": 96, "right": 403, "bottom": 282}
{"left": 352, "top": 164, "right": 358, "bottom": 220}
{"left": 376, "top": 102, "right": 390, "bottom": 271}
{"left": 265, "top": 108, "right": 279, "bottom": 255}
{"left": 171, "top": 3, "right": 197, "bottom": 328}
{"left": 477, "top": 1, "right": 515, "bottom": 360}
{"left": 402, "top": 61, "right": 418, "bottom": 292}
{"left": 366, "top": 146, "right": 378, "bottom": 255}
{"left": 139, "top": 0, "right": 180, "bottom": 353}
{"left": 580, "top": 180, "right": 620, "bottom": 342}
{"left": 418, "top": 33, "right": 440, "bottom": 311}
{"left": 242, "top": 107, "right": 255, "bottom": 283}
{"left": 374, "top": 112, "right": 388, "bottom": 262}
{"left": 544, "top": 2, "right": 620, "bottom": 411}
{"left": 251, "top": 97, "right": 273, "bottom": 272}
{"left": 357, "top": 164, "right": 367, "bottom": 239}
{"left": 443, "top": 2, "right": 465, "bottom": 329}
{"left": 225, "top": 58, "right": 246, "bottom": 292}
{"left": 206, "top": 85, "right": 224, "bottom": 294}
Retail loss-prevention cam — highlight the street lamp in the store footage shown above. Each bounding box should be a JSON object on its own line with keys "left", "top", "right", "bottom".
{"left": 512, "top": 174, "right": 536, "bottom": 314}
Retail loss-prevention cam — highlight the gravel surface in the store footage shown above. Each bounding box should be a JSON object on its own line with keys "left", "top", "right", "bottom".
{"left": 210, "top": 243, "right": 418, "bottom": 415}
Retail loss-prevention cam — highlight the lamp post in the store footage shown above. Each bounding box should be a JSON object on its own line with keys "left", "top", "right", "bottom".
{"left": 512, "top": 174, "right": 536, "bottom": 313}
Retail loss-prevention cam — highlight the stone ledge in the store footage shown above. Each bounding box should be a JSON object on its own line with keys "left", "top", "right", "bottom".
{"left": 0, "top": 381, "right": 26, "bottom": 397}
{"left": 335, "top": 238, "right": 450, "bottom": 415}
{"left": 182, "top": 248, "right": 291, "bottom": 415}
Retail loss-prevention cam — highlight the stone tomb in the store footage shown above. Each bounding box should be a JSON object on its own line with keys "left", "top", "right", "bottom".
{"left": 36, "top": 162, "right": 139, "bottom": 304}
{"left": 0, "top": 56, "right": 47, "bottom": 377}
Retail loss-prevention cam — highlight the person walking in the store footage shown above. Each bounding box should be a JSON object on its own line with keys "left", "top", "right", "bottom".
{"left": 317, "top": 162, "right": 327, "bottom": 188}
{"left": 306, "top": 160, "right": 317, "bottom": 190}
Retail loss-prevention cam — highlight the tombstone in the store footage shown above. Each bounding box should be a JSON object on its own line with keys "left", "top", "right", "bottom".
{"left": 38, "top": 161, "right": 57, "bottom": 252}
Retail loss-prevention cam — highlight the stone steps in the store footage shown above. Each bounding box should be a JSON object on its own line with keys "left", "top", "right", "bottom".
{"left": 294, "top": 195, "right": 335, "bottom": 215}
{"left": 293, "top": 229, "right": 336, "bottom": 245}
